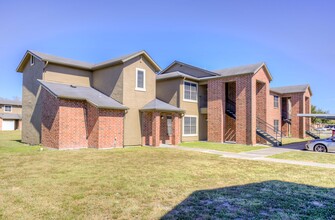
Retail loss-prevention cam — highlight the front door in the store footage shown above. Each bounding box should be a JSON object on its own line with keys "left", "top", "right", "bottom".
{"left": 166, "top": 116, "right": 172, "bottom": 144}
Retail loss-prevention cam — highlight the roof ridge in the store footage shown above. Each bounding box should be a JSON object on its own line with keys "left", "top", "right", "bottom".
{"left": 213, "top": 62, "right": 265, "bottom": 73}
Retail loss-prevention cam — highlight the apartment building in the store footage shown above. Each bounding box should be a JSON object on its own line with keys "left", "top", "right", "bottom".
{"left": 17, "top": 50, "right": 312, "bottom": 149}
{"left": 0, "top": 98, "right": 22, "bottom": 131}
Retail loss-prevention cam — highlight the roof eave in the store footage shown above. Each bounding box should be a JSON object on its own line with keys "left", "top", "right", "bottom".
{"left": 16, "top": 50, "right": 43, "bottom": 72}
{"left": 140, "top": 108, "right": 185, "bottom": 113}
{"left": 252, "top": 63, "right": 273, "bottom": 81}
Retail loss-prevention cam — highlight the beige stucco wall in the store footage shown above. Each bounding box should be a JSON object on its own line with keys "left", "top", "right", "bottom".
{"left": 0, "top": 105, "right": 22, "bottom": 114}
{"left": 21, "top": 56, "right": 44, "bottom": 145}
{"left": 180, "top": 79, "right": 201, "bottom": 142}
{"left": 92, "top": 64, "right": 123, "bottom": 103}
{"left": 156, "top": 77, "right": 207, "bottom": 142}
{"left": 44, "top": 64, "right": 92, "bottom": 87}
{"left": 156, "top": 78, "right": 181, "bottom": 106}
{"left": 122, "top": 56, "right": 157, "bottom": 145}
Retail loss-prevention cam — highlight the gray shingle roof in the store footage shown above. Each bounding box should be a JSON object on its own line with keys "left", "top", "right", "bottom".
{"left": 270, "top": 84, "right": 311, "bottom": 95}
{"left": 39, "top": 80, "right": 128, "bottom": 110}
{"left": 0, "top": 98, "right": 22, "bottom": 106}
{"left": 159, "top": 61, "right": 219, "bottom": 78}
{"left": 30, "top": 50, "right": 94, "bottom": 69}
{"left": 141, "top": 99, "right": 184, "bottom": 113}
{"left": 93, "top": 50, "right": 161, "bottom": 71}
{"left": 17, "top": 50, "right": 161, "bottom": 72}
{"left": 0, "top": 113, "right": 22, "bottom": 120}
{"left": 213, "top": 62, "right": 266, "bottom": 77}
{"left": 156, "top": 71, "right": 200, "bottom": 81}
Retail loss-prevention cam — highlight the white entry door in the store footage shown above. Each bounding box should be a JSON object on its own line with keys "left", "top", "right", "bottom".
{"left": 2, "top": 120, "right": 15, "bottom": 130}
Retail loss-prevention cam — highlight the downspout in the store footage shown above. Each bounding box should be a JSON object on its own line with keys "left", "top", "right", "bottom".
{"left": 43, "top": 61, "right": 49, "bottom": 79}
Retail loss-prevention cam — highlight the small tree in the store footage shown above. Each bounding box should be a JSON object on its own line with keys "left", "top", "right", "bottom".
{"left": 311, "top": 105, "right": 329, "bottom": 124}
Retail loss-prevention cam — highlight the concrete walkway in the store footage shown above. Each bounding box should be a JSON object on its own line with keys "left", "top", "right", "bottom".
{"left": 160, "top": 144, "right": 335, "bottom": 169}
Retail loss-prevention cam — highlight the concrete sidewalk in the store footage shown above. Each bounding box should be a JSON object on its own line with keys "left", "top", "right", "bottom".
{"left": 160, "top": 144, "right": 335, "bottom": 169}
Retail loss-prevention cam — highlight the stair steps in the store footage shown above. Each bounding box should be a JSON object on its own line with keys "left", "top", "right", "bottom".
{"left": 305, "top": 130, "right": 320, "bottom": 139}
{"left": 256, "top": 128, "right": 282, "bottom": 147}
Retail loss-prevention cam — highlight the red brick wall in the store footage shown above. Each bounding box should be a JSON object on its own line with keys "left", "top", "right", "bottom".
{"left": 41, "top": 88, "right": 60, "bottom": 149}
{"left": 97, "top": 109, "right": 124, "bottom": 148}
{"left": 142, "top": 111, "right": 181, "bottom": 146}
{"left": 152, "top": 112, "right": 160, "bottom": 146}
{"left": 225, "top": 114, "right": 236, "bottom": 142}
{"left": 288, "top": 93, "right": 306, "bottom": 138}
{"left": 58, "top": 99, "right": 88, "bottom": 149}
{"left": 42, "top": 88, "right": 125, "bottom": 149}
{"left": 142, "top": 112, "right": 153, "bottom": 146}
{"left": 268, "top": 92, "right": 283, "bottom": 138}
{"left": 171, "top": 113, "right": 181, "bottom": 145}
{"left": 208, "top": 79, "right": 225, "bottom": 142}
{"left": 87, "top": 103, "right": 99, "bottom": 148}
{"left": 208, "top": 66, "right": 271, "bottom": 145}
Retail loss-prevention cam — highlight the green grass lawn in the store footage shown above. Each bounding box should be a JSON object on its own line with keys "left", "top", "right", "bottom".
{"left": 1, "top": 131, "right": 335, "bottom": 219}
{"left": 282, "top": 137, "right": 312, "bottom": 145}
{"left": 179, "top": 141, "right": 267, "bottom": 153}
{"left": 270, "top": 151, "right": 335, "bottom": 165}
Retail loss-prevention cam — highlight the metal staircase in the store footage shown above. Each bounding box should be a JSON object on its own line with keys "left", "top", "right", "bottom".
{"left": 305, "top": 130, "right": 320, "bottom": 139}
{"left": 256, "top": 117, "right": 283, "bottom": 146}
{"left": 226, "top": 99, "right": 236, "bottom": 119}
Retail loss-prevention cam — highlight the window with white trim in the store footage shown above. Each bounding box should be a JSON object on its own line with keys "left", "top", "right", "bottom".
{"left": 4, "top": 105, "right": 12, "bottom": 112}
{"left": 184, "top": 81, "right": 197, "bottom": 102}
{"left": 274, "top": 96, "right": 279, "bottom": 108}
{"left": 274, "top": 120, "right": 279, "bottom": 132}
{"left": 183, "top": 116, "right": 197, "bottom": 136}
{"left": 135, "top": 68, "right": 146, "bottom": 91}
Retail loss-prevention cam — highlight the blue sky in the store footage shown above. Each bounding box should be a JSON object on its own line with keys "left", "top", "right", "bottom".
{"left": 0, "top": 0, "right": 334, "bottom": 112}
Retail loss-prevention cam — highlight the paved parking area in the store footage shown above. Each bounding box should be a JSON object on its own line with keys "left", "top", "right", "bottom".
{"left": 161, "top": 142, "right": 335, "bottom": 169}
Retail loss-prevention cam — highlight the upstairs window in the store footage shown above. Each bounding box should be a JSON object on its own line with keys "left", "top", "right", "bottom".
{"left": 274, "top": 96, "right": 279, "bottom": 108}
{"left": 184, "top": 81, "right": 198, "bottom": 102}
{"left": 4, "top": 105, "right": 12, "bottom": 112}
{"left": 30, "top": 56, "right": 35, "bottom": 66}
{"left": 135, "top": 68, "right": 146, "bottom": 91}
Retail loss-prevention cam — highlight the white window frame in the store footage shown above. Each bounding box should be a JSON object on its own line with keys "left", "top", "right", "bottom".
{"left": 274, "top": 119, "right": 279, "bottom": 132}
{"left": 4, "top": 105, "right": 12, "bottom": 113}
{"left": 182, "top": 115, "right": 198, "bottom": 137}
{"left": 135, "top": 68, "right": 146, "bottom": 91}
{"left": 30, "top": 56, "right": 35, "bottom": 66}
{"left": 274, "top": 95, "right": 279, "bottom": 108}
{"left": 183, "top": 80, "right": 198, "bottom": 103}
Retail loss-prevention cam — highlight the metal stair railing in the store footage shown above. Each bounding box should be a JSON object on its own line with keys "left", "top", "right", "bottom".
{"left": 256, "top": 117, "right": 283, "bottom": 146}
{"left": 226, "top": 99, "right": 236, "bottom": 112}
{"left": 305, "top": 130, "right": 320, "bottom": 139}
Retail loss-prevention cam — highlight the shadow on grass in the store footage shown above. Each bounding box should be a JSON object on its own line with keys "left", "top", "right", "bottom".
{"left": 161, "top": 180, "right": 335, "bottom": 219}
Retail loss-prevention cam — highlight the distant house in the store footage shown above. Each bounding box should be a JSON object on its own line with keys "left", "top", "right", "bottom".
{"left": 16, "top": 50, "right": 312, "bottom": 149}
{"left": 0, "top": 98, "right": 22, "bottom": 131}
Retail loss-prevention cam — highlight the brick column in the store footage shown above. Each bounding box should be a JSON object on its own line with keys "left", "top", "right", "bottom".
{"left": 291, "top": 94, "right": 305, "bottom": 138}
{"left": 305, "top": 97, "right": 311, "bottom": 131}
{"left": 236, "top": 75, "right": 254, "bottom": 145}
{"left": 152, "top": 112, "right": 161, "bottom": 146}
{"left": 171, "top": 113, "right": 181, "bottom": 145}
{"left": 208, "top": 79, "right": 225, "bottom": 142}
{"left": 87, "top": 103, "right": 124, "bottom": 149}
{"left": 256, "top": 81, "right": 267, "bottom": 144}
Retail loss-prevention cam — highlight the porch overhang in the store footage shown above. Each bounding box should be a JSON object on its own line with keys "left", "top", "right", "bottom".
{"left": 297, "top": 114, "right": 335, "bottom": 120}
{"left": 140, "top": 99, "right": 185, "bottom": 113}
